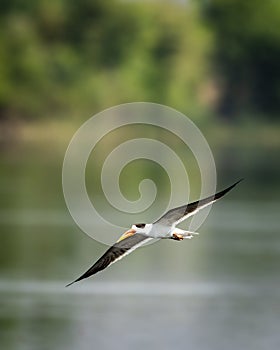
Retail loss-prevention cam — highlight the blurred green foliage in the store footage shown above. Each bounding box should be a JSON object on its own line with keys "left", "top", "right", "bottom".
{"left": 0, "top": 0, "right": 211, "bottom": 120}
{"left": 0, "top": 0, "right": 279, "bottom": 122}
{"left": 204, "top": 0, "right": 280, "bottom": 118}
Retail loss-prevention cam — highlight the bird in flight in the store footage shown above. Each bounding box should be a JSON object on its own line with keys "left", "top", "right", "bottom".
{"left": 66, "top": 180, "right": 242, "bottom": 286}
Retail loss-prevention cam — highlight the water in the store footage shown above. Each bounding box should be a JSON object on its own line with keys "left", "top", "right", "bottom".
{"left": 0, "top": 279, "right": 279, "bottom": 350}
{"left": 0, "top": 203, "right": 280, "bottom": 350}
{"left": 1, "top": 134, "right": 280, "bottom": 350}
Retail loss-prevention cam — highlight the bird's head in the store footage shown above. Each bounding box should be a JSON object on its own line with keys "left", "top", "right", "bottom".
{"left": 117, "top": 223, "right": 152, "bottom": 242}
{"left": 132, "top": 223, "right": 151, "bottom": 233}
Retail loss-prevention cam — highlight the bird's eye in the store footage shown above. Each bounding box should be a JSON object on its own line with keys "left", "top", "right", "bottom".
{"left": 135, "top": 223, "right": 146, "bottom": 228}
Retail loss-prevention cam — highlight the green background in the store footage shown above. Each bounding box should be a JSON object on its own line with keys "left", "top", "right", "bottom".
{"left": 0, "top": 1, "right": 279, "bottom": 350}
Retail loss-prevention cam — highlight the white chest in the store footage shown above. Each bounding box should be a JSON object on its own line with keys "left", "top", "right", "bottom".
{"left": 149, "top": 224, "right": 172, "bottom": 238}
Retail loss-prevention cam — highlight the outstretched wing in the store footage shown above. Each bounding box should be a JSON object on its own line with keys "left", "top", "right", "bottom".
{"left": 66, "top": 234, "right": 152, "bottom": 287}
{"left": 154, "top": 180, "right": 242, "bottom": 227}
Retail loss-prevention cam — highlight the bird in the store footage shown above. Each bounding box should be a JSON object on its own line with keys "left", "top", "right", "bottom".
{"left": 66, "top": 179, "right": 242, "bottom": 287}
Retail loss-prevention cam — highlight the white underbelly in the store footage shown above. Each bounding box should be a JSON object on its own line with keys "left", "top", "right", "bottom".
{"left": 149, "top": 224, "right": 172, "bottom": 238}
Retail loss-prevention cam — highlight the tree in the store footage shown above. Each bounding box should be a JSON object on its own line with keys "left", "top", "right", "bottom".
{"left": 204, "top": 0, "right": 280, "bottom": 119}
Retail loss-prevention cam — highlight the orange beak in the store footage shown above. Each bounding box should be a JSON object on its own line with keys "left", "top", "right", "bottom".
{"left": 117, "top": 229, "right": 136, "bottom": 242}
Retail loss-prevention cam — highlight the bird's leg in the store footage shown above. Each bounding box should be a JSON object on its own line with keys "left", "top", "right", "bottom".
{"left": 172, "top": 230, "right": 199, "bottom": 240}
{"left": 172, "top": 233, "right": 184, "bottom": 241}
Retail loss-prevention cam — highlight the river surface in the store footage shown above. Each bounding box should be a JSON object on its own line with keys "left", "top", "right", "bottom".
{"left": 1, "top": 133, "right": 280, "bottom": 350}
{"left": 1, "top": 202, "right": 279, "bottom": 350}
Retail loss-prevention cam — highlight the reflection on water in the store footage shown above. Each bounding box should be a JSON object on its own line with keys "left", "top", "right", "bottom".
{"left": 1, "top": 202, "right": 280, "bottom": 350}
{"left": 1, "top": 139, "right": 280, "bottom": 350}
{"left": 1, "top": 278, "right": 280, "bottom": 350}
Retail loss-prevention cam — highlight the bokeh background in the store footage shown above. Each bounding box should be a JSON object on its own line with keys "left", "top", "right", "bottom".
{"left": 0, "top": 1, "right": 280, "bottom": 350}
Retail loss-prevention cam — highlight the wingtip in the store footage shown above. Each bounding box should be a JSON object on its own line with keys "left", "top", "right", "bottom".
{"left": 213, "top": 178, "right": 243, "bottom": 201}
{"left": 236, "top": 178, "right": 244, "bottom": 184}
{"left": 65, "top": 282, "right": 73, "bottom": 288}
{"left": 65, "top": 280, "right": 76, "bottom": 288}
{"left": 227, "top": 178, "right": 244, "bottom": 189}
{"left": 231, "top": 178, "right": 244, "bottom": 188}
{"left": 65, "top": 274, "right": 86, "bottom": 287}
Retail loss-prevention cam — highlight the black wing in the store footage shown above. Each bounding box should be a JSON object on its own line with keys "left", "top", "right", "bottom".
{"left": 154, "top": 179, "right": 242, "bottom": 227}
{"left": 66, "top": 234, "right": 151, "bottom": 287}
